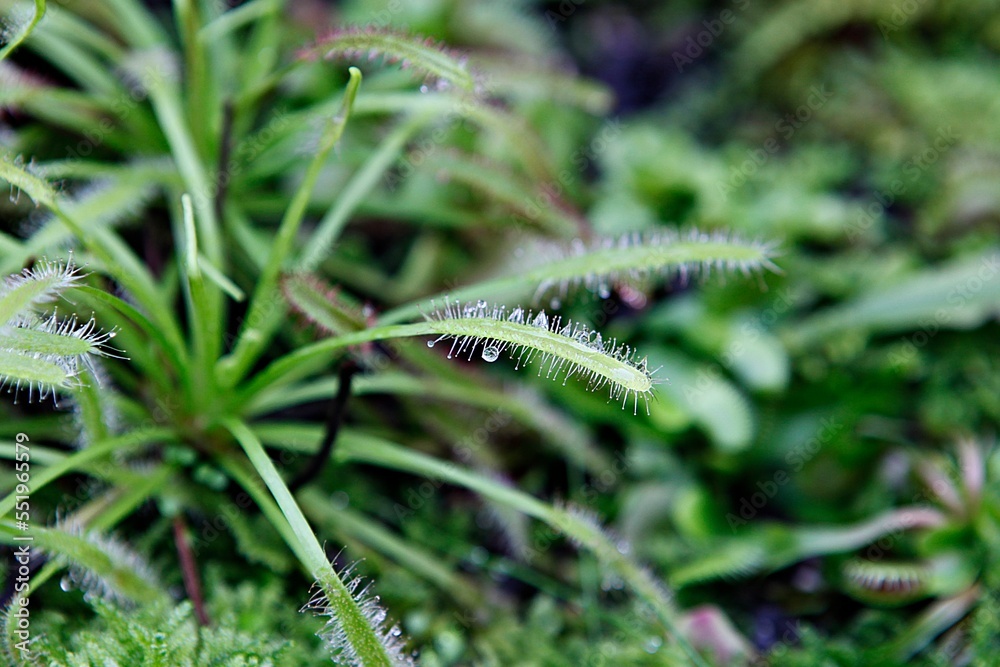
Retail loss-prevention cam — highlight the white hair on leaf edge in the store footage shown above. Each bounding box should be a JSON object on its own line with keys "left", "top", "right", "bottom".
{"left": 423, "top": 299, "right": 656, "bottom": 414}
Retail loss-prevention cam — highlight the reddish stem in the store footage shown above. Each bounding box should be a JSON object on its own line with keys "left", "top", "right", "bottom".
{"left": 173, "top": 514, "right": 211, "bottom": 626}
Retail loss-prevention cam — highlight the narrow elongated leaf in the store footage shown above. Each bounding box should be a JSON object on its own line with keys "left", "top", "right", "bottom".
{"left": 308, "top": 27, "right": 475, "bottom": 93}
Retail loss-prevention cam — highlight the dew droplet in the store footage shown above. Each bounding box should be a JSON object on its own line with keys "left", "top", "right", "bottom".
{"left": 644, "top": 637, "right": 663, "bottom": 654}
{"left": 481, "top": 345, "right": 500, "bottom": 362}
{"left": 477, "top": 299, "right": 487, "bottom": 309}
{"left": 330, "top": 491, "right": 350, "bottom": 510}
{"left": 419, "top": 84, "right": 429, "bottom": 93}
{"left": 469, "top": 546, "right": 489, "bottom": 565}
{"left": 597, "top": 285, "right": 611, "bottom": 299}
{"left": 549, "top": 297, "right": 561, "bottom": 309}
{"left": 60, "top": 576, "right": 73, "bottom": 592}
{"left": 532, "top": 312, "right": 548, "bottom": 329}
{"left": 427, "top": 340, "right": 436, "bottom": 347}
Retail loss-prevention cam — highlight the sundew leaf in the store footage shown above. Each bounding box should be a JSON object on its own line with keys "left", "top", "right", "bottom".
{"left": 424, "top": 300, "right": 654, "bottom": 413}
{"left": 524, "top": 229, "right": 781, "bottom": 300}
{"left": 282, "top": 274, "right": 366, "bottom": 336}
{"left": 237, "top": 300, "right": 655, "bottom": 413}
{"left": 0, "top": 259, "right": 81, "bottom": 325}
{"left": 0, "top": 151, "right": 58, "bottom": 207}
{"left": 320, "top": 430, "right": 709, "bottom": 667}
{"left": 381, "top": 229, "right": 780, "bottom": 324}
{"left": 0, "top": 347, "right": 74, "bottom": 400}
{"left": 670, "top": 540, "right": 770, "bottom": 588}
{"left": 2, "top": 315, "right": 118, "bottom": 360}
{"left": 1, "top": 177, "right": 158, "bottom": 275}
{"left": 219, "top": 68, "right": 363, "bottom": 387}
{"left": 306, "top": 26, "right": 476, "bottom": 93}
{"left": 0, "top": 520, "right": 164, "bottom": 605}
{"left": 0, "top": 316, "right": 119, "bottom": 403}
{"left": 223, "top": 419, "right": 411, "bottom": 667}
{"left": 471, "top": 53, "right": 614, "bottom": 113}
{"left": 425, "top": 150, "right": 582, "bottom": 236}
{"left": 0, "top": 261, "right": 119, "bottom": 402}
{"left": 0, "top": 0, "right": 45, "bottom": 63}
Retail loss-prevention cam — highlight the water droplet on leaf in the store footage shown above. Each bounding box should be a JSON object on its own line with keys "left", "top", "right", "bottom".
{"left": 481, "top": 345, "right": 500, "bottom": 362}
{"left": 330, "top": 491, "right": 350, "bottom": 509}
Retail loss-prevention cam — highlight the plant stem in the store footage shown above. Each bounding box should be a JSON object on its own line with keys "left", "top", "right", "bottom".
{"left": 219, "top": 68, "right": 362, "bottom": 387}
{"left": 331, "top": 430, "right": 709, "bottom": 667}
{"left": 288, "top": 361, "right": 357, "bottom": 492}
{"left": 298, "top": 112, "right": 432, "bottom": 271}
{"left": 173, "top": 514, "right": 211, "bottom": 626}
{"left": 222, "top": 418, "right": 396, "bottom": 667}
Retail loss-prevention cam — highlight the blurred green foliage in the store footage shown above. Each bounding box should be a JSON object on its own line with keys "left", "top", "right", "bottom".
{"left": 2, "top": 0, "right": 1000, "bottom": 664}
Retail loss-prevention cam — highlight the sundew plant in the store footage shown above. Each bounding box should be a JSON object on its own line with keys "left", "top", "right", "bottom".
{"left": 2, "top": 0, "right": 999, "bottom": 666}
{"left": 0, "top": 1, "right": 780, "bottom": 665}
